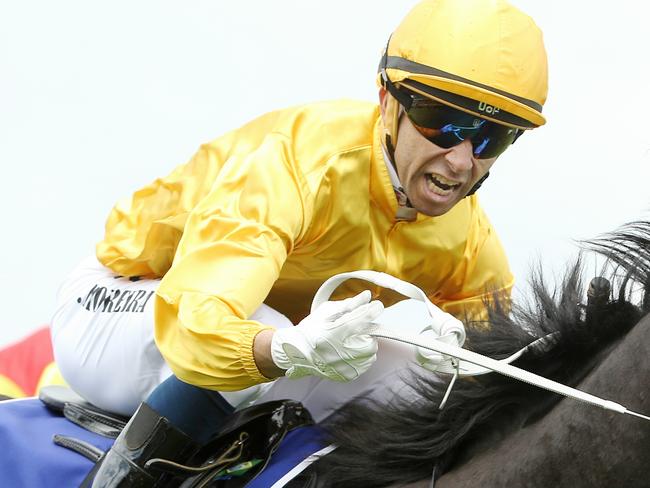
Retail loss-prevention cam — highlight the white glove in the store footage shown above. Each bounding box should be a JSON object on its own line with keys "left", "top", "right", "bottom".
{"left": 415, "top": 306, "right": 465, "bottom": 373}
{"left": 270, "top": 290, "right": 384, "bottom": 382}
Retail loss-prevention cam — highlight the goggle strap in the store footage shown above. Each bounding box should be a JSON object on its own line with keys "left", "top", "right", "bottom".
{"left": 382, "top": 73, "right": 413, "bottom": 111}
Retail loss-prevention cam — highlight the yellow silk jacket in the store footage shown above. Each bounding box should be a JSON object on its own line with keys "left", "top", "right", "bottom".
{"left": 97, "top": 99, "right": 514, "bottom": 390}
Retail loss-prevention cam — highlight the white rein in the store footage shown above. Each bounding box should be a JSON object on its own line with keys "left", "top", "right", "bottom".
{"left": 312, "top": 271, "right": 650, "bottom": 422}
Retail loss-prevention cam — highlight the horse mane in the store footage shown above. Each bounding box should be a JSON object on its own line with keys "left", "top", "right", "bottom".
{"left": 313, "top": 220, "right": 650, "bottom": 488}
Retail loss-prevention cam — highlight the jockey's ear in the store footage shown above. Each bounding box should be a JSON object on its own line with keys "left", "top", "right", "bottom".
{"left": 379, "top": 87, "right": 388, "bottom": 119}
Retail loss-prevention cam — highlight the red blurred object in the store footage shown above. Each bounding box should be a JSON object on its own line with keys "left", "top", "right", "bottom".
{"left": 0, "top": 327, "right": 54, "bottom": 396}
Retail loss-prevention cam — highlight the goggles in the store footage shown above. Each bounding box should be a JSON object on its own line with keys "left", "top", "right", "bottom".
{"left": 404, "top": 94, "right": 522, "bottom": 159}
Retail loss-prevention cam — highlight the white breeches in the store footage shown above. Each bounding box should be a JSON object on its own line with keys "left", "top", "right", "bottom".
{"left": 51, "top": 257, "right": 429, "bottom": 421}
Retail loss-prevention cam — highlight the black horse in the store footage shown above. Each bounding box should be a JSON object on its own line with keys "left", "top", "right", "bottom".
{"left": 308, "top": 220, "right": 650, "bottom": 488}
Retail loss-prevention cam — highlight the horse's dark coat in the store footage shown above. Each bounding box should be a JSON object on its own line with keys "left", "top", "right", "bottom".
{"left": 434, "top": 313, "right": 650, "bottom": 488}
{"left": 311, "top": 220, "right": 650, "bottom": 488}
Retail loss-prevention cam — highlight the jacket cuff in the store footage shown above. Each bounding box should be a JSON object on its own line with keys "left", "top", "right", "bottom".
{"left": 239, "top": 324, "right": 277, "bottom": 383}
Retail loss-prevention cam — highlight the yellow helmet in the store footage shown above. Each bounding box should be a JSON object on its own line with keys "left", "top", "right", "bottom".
{"left": 379, "top": 0, "right": 548, "bottom": 153}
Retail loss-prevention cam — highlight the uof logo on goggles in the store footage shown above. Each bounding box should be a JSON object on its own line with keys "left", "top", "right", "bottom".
{"left": 403, "top": 92, "right": 522, "bottom": 159}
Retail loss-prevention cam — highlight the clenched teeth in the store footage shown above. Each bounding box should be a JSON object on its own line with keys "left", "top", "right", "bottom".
{"left": 427, "top": 173, "right": 462, "bottom": 195}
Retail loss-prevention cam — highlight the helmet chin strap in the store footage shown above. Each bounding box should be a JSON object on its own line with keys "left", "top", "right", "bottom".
{"left": 465, "top": 171, "right": 490, "bottom": 197}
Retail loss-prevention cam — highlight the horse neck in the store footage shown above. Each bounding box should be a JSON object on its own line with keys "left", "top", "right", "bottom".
{"left": 434, "top": 313, "right": 650, "bottom": 488}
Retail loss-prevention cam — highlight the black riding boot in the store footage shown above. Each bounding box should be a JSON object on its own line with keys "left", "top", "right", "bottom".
{"left": 91, "top": 402, "right": 200, "bottom": 487}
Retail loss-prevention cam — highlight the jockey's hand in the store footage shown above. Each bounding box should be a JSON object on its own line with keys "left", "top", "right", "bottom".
{"left": 415, "top": 307, "right": 465, "bottom": 373}
{"left": 270, "top": 290, "right": 384, "bottom": 382}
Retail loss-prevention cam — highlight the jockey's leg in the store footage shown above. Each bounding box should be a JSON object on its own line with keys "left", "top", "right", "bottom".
{"left": 51, "top": 258, "right": 296, "bottom": 487}
{"left": 87, "top": 321, "right": 292, "bottom": 487}
{"left": 90, "top": 376, "right": 237, "bottom": 488}
{"left": 51, "top": 257, "right": 293, "bottom": 417}
{"left": 145, "top": 375, "right": 235, "bottom": 443}
{"left": 51, "top": 256, "right": 166, "bottom": 416}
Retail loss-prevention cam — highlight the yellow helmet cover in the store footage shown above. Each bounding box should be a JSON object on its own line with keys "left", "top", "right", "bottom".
{"left": 379, "top": 0, "right": 548, "bottom": 129}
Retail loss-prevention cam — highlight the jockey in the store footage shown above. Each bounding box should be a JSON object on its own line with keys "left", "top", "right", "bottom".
{"left": 50, "top": 0, "right": 548, "bottom": 485}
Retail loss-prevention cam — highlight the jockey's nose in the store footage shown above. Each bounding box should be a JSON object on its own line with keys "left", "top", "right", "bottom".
{"left": 443, "top": 139, "right": 474, "bottom": 173}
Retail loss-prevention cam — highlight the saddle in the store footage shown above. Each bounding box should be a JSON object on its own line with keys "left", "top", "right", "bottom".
{"left": 37, "top": 386, "right": 323, "bottom": 487}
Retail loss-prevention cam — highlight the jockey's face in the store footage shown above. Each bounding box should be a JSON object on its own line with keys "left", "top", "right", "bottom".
{"left": 381, "top": 90, "right": 497, "bottom": 217}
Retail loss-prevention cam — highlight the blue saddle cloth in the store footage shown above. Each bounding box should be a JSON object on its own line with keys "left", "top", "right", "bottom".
{"left": 0, "top": 398, "right": 326, "bottom": 487}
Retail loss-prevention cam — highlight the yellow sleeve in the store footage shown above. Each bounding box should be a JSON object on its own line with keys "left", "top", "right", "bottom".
{"left": 437, "top": 203, "right": 514, "bottom": 325}
{"left": 155, "top": 134, "right": 311, "bottom": 390}
{"left": 96, "top": 143, "right": 226, "bottom": 277}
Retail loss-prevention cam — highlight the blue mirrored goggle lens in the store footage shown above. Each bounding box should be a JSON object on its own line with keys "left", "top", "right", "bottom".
{"left": 405, "top": 99, "right": 520, "bottom": 159}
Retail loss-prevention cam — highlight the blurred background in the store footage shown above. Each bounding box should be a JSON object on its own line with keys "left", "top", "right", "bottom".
{"left": 1, "top": 0, "right": 649, "bottom": 346}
